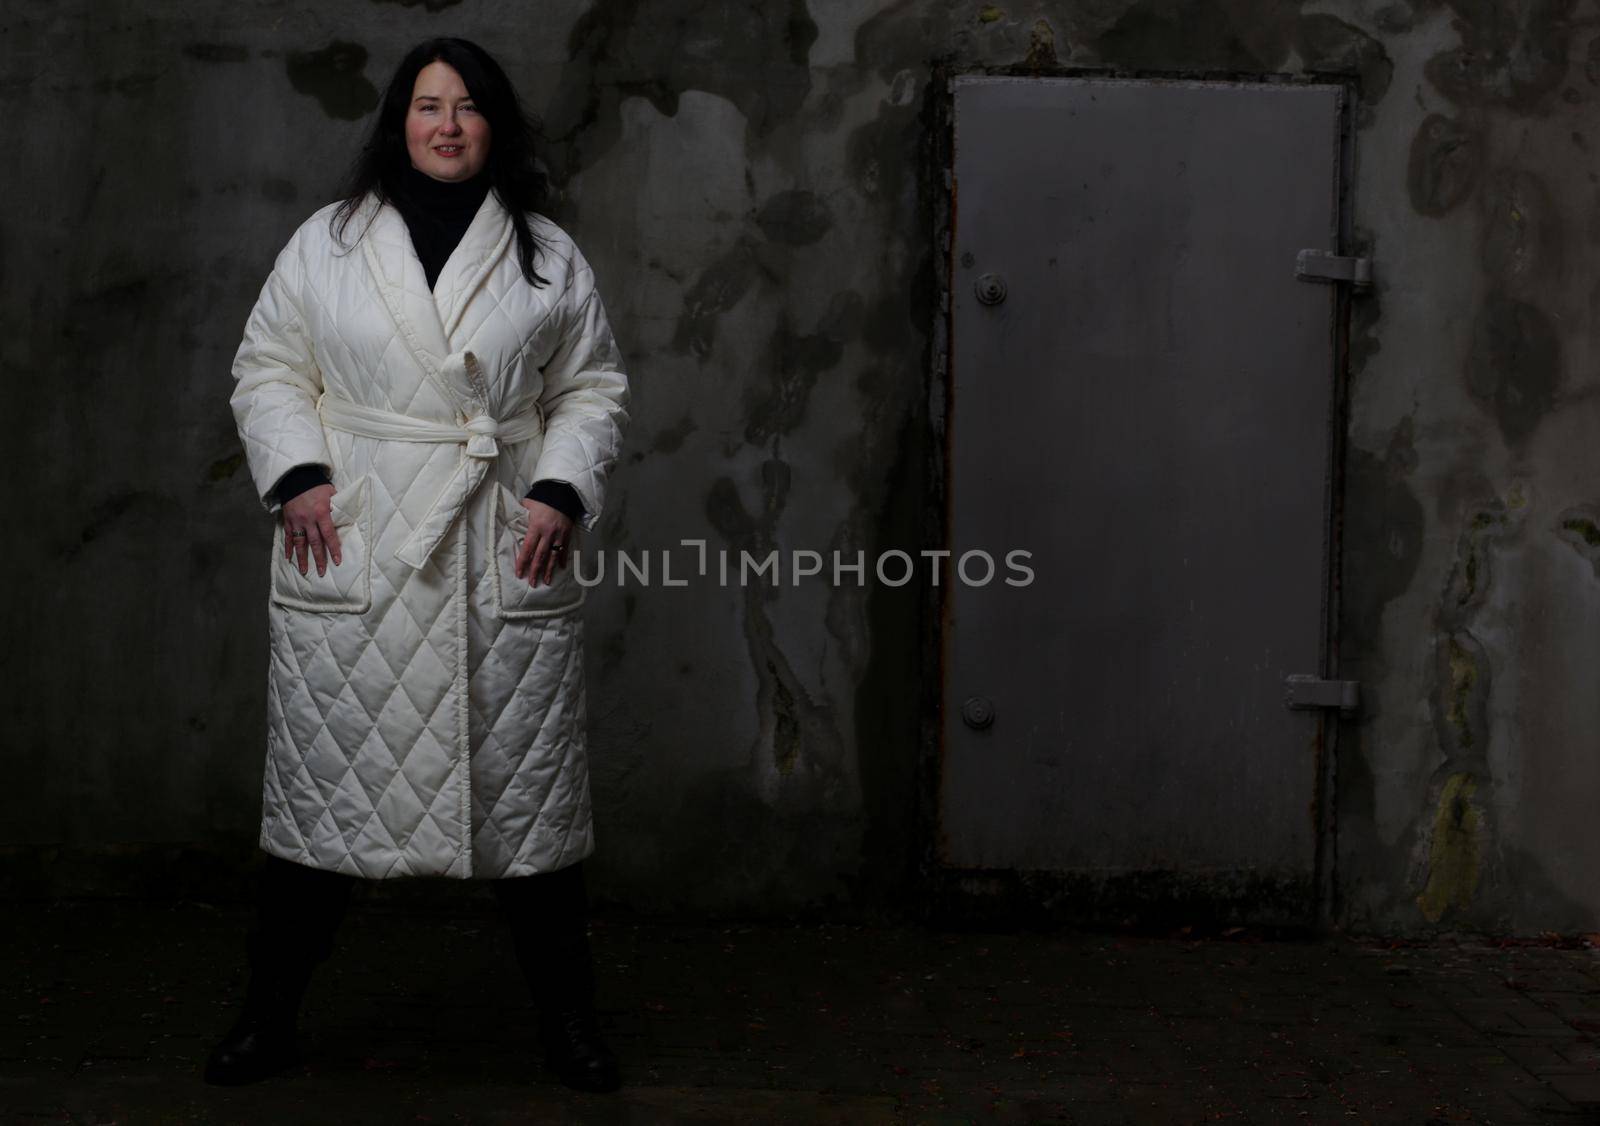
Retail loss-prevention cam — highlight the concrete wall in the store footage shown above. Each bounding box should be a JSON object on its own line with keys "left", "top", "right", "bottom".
{"left": 4, "top": 0, "right": 1594, "bottom": 933}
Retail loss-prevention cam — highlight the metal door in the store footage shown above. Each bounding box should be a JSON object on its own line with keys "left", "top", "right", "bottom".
{"left": 940, "top": 77, "right": 1346, "bottom": 905}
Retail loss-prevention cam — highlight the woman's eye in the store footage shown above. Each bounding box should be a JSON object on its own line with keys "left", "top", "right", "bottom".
{"left": 460, "top": 103, "right": 477, "bottom": 113}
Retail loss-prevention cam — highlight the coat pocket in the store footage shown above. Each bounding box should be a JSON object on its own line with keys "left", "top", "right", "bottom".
{"left": 491, "top": 483, "right": 586, "bottom": 619}
{"left": 270, "top": 474, "right": 373, "bottom": 613}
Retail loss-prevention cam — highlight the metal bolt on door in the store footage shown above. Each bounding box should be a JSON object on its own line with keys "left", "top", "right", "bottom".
{"left": 940, "top": 77, "right": 1349, "bottom": 915}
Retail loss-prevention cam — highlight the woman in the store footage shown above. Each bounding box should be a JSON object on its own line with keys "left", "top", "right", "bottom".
{"left": 204, "top": 38, "right": 630, "bottom": 1093}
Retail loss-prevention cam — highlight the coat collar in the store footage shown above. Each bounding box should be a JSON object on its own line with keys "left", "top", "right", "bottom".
{"left": 358, "top": 188, "right": 516, "bottom": 402}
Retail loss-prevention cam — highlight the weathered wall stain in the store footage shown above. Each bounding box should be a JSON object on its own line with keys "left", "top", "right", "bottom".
{"left": 704, "top": 468, "right": 849, "bottom": 788}
{"left": 1441, "top": 492, "right": 1523, "bottom": 618}
{"left": 854, "top": 1, "right": 952, "bottom": 82}
{"left": 58, "top": 491, "right": 171, "bottom": 564}
{"left": 1339, "top": 431, "right": 1424, "bottom": 654}
{"left": 845, "top": 106, "right": 921, "bottom": 205}
{"left": 1296, "top": 14, "right": 1392, "bottom": 111}
{"left": 1093, "top": 0, "right": 1299, "bottom": 71}
{"left": 1407, "top": 113, "right": 1480, "bottom": 216}
{"left": 1481, "top": 168, "right": 1562, "bottom": 291}
{"left": 673, "top": 241, "right": 759, "bottom": 358}
{"left": 285, "top": 41, "right": 379, "bottom": 121}
{"left": 1082, "top": 6, "right": 1395, "bottom": 118}
{"left": 1403, "top": 0, "right": 1577, "bottom": 214}
{"left": 1414, "top": 489, "right": 1524, "bottom": 925}
{"left": 651, "top": 415, "right": 697, "bottom": 455}
{"left": 1337, "top": 416, "right": 1421, "bottom": 895}
{"left": 1024, "top": 17, "right": 1060, "bottom": 69}
{"left": 1436, "top": 632, "right": 1488, "bottom": 754}
{"left": 206, "top": 452, "right": 244, "bottom": 482}
{"left": 1372, "top": 3, "right": 1416, "bottom": 34}
{"left": 744, "top": 292, "right": 863, "bottom": 446}
{"left": 261, "top": 177, "right": 298, "bottom": 203}
{"left": 1416, "top": 771, "right": 1483, "bottom": 922}
{"left": 1555, "top": 505, "right": 1600, "bottom": 576}
{"left": 183, "top": 43, "right": 249, "bottom": 64}
{"left": 755, "top": 189, "right": 833, "bottom": 246}
{"left": 90, "top": 72, "right": 163, "bottom": 97}
{"left": 1424, "top": 0, "right": 1577, "bottom": 113}
{"left": 768, "top": 660, "right": 801, "bottom": 775}
{"left": 544, "top": 0, "right": 819, "bottom": 188}
{"left": 1463, "top": 292, "right": 1559, "bottom": 448}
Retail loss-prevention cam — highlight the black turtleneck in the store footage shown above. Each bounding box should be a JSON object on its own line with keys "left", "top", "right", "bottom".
{"left": 272, "top": 167, "right": 585, "bottom": 526}
{"left": 389, "top": 163, "right": 491, "bottom": 290}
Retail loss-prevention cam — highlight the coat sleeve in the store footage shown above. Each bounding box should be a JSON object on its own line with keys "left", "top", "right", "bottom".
{"left": 229, "top": 231, "right": 333, "bottom": 515}
{"left": 531, "top": 239, "right": 630, "bottom": 533}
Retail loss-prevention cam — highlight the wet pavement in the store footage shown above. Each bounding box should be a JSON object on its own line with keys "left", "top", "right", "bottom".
{"left": 8, "top": 895, "right": 1600, "bottom": 1124}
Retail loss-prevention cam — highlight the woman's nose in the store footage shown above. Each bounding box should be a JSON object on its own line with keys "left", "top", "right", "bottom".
{"left": 440, "top": 114, "right": 463, "bottom": 134}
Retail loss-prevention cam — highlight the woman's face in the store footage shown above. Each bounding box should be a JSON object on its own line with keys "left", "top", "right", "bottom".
{"left": 404, "top": 60, "right": 491, "bottom": 182}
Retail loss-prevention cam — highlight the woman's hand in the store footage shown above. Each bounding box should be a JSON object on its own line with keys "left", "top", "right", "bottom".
{"left": 282, "top": 484, "right": 343, "bottom": 576}
{"left": 514, "top": 499, "right": 574, "bottom": 587}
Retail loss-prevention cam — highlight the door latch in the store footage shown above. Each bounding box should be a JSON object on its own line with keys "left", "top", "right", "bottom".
{"left": 1295, "top": 249, "right": 1372, "bottom": 292}
{"left": 1283, "top": 675, "right": 1360, "bottom": 716}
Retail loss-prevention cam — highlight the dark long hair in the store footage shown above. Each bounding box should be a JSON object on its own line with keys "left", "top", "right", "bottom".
{"left": 329, "top": 37, "right": 553, "bottom": 287}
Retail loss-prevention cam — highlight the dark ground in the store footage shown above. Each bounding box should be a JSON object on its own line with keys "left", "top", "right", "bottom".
{"left": 8, "top": 894, "right": 1600, "bottom": 1124}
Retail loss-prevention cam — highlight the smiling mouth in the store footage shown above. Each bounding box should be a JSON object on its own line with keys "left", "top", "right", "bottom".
{"left": 436, "top": 145, "right": 464, "bottom": 155}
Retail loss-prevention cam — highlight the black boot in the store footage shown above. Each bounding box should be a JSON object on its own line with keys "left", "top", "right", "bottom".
{"left": 535, "top": 929, "right": 620, "bottom": 1093}
{"left": 203, "top": 854, "right": 355, "bottom": 1086}
{"left": 495, "top": 861, "right": 621, "bottom": 1093}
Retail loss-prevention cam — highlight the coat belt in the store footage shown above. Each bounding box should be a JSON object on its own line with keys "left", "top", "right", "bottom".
{"left": 316, "top": 366, "right": 545, "bottom": 570}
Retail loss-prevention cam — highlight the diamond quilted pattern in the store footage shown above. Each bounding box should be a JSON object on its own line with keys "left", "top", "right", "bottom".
{"left": 233, "top": 192, "right": 628, "bottom": 879}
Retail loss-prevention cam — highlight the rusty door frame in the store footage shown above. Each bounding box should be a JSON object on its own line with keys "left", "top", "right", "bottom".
{"left": 916, "top": 65, "right": 1362, "bottom": 932}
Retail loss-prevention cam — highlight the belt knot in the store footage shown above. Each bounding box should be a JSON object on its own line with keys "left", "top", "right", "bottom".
{"left": 463, "top": 413, "right": 500, "bottom": 458}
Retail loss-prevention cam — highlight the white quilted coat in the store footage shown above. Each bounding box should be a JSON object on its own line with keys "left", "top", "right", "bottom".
{"left": 228, "top": 190, "right": 629, "bottom": 879}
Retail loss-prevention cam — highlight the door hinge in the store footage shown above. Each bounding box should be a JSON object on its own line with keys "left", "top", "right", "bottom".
{"left": 1295, "top": 249, "right": 1372, "bottom": 292}
{"left": 1283, "top": 674, "right": 1360, "bottom": 715}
